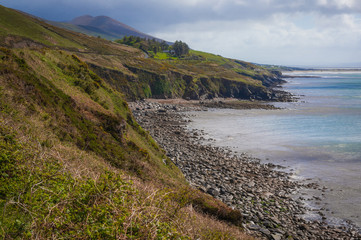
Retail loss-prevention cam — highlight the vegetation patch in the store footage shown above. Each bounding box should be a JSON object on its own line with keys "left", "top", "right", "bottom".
{"left": 0, "top": 124, "right": 247, "bottom": 239}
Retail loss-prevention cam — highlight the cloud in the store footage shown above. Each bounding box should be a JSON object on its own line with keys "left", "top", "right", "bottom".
{"left": 3, "top": 0, "right": 361, "bottom": 27}
{"left": 152, "top": 11, "right": 361, "bottom": 66}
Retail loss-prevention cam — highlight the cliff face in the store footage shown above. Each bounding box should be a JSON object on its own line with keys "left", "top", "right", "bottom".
{"left": 88, "top": 53, "right": 288, "bottom": 101}
{"left": 90, "top": 63, "right": 285, "bottom": 101}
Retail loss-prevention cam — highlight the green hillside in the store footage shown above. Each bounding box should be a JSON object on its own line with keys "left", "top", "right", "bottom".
{"left": 0, "top": 5, "right": 252, "bottom": 239}
{"left": 111, "top": 37, "right": 286, "bottom": 101}
{"left": 1, "top": 5, "right": 287, "bottom": 102}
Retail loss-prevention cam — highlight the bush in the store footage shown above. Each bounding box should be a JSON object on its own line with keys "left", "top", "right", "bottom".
{"left": 0, "top": 125, "right": 187, "bottom": 239}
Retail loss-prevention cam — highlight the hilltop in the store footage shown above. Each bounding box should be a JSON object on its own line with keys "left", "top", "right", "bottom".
{"left": 49, "top": 15, "right": 166, "bottom": 42}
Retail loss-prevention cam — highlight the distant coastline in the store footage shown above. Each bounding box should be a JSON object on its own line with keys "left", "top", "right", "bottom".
{"left": 282, "top": 74, "right": 321, "bottom": 78}
{"left": 282, "top": 68, "right": 361, "bottom": 78}
{"left": 284, "top": 68, "right": 361, "bottom": 72}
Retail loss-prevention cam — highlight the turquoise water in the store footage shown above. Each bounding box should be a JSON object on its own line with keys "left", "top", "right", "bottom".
{"left": 274, "top": 72, "right": 361, "bottom": 164}
{"left": 188, "top": 71, "right": 361, "bottom": 227}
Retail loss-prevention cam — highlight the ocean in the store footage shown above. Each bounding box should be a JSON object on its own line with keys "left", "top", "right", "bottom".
{"left": 188, "top": 71, "right": 361, "bottom": 228}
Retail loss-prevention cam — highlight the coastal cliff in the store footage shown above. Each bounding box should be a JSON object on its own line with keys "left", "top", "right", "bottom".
{"left": 90, "top": 62, "right": 289, "bottom": 101}
{"left": 1, "top": 4, "right": 357, "bottom": 240}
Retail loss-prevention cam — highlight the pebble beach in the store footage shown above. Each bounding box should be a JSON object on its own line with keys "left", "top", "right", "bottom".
{"left": 129, "top": 99, "right": 360, "bottom": 240}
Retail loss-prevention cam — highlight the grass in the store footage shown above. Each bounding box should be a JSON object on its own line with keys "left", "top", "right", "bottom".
{"left": 0, "top": 6, "right": 82, "bottom": 49}
{"left": 154, "top": 52, "right": 177, "bottom": 60}
{"left": 0, "top": 6, "right": 281, "bottom": 238}
{"left": 0, "top": 5, "right": 142, "bottom": 57}
{"left": 0, "top": 93, "right": 250, "bottom": 239}
{"left": 0, "top": 45, "right": 250, "bottom": 238}
{"left": 189, "top": 50, "right": 230, "bottom": 65}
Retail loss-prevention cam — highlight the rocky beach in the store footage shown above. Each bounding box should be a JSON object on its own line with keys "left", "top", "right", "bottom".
{"left": 129, "top": 99, "right": 361, "bottom": 240}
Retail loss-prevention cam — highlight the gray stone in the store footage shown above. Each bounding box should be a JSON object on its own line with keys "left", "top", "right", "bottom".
{"left": 248, "top": 224, "right": 261, "bottom": 231}
{"left": 260, "top": 228, "right": 271, "bottom": 236}
{"left": 248, "top": 181, "right": 256, "bottom": 187}
{"left": 271, "top": 233, "right": 283, "bottom": 240}
{"left": 207, "top": 188, "right": 220, "bottom": 196}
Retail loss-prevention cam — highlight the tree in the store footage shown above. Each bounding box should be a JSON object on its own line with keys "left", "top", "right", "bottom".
{"left": 160, "top": 41, "right": 169, "bottom": 51}
{"left": 153, "top": 46, "right": 158, "bottom": 54}
{"left": 172, "top": 40, "right": 189, "bottom": 57}
{"left": 122, "top": 36, "right": 129, "bottom": 43}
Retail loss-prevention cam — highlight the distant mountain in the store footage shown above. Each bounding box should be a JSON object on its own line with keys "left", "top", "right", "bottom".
{"left": 49, "top": 15, "right": 165, "bottom": 42}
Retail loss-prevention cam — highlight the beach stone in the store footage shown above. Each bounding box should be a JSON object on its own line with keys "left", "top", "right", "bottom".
{"left": 248, "top": 181, "right": 256, "bottom": 187}
{"left": 260, "top": 228, "right": 271, "bottom": 236}
{"left": 271, "top": 233, "right": 282, "bottom": 240}
{"left": 248, "top": 224, "right": 261, "bottom": 231}
{"left": 262, "top": 220, "right": 273, "bottom": 228}
{"left": 263, "top": 192, "right": 274, "bottom": 198}
{"left": 207, "top": 188, "right": 220, "bottom": 196}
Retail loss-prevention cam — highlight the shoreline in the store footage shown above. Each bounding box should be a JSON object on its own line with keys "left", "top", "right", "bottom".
{"left": 129, "top": 99, "right": 360, "bottom": 239}
{"left": 146, "top": 98, "right": 280, "bottom": 110}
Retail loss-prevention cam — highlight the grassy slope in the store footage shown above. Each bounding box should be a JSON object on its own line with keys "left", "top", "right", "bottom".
{"left": 0, "top": 7, "right": 82, "bottom": 49}
{"left": 0, "top": 5, "right": 251, "bottom": 239}
{"left": 82, "top": 49, "right": 278, "bottom": 101}
{"left": 189, "top": 50, "right": 274, "bottom": 80}
{"left": 45, "top": 18, "right": 281, "bottom": 101}
{"left": 48, "top": 21, "right": 121, "bottom": 40}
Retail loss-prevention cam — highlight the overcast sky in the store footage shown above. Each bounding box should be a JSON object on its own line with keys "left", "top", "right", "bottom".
{"left": 2, "top": 0, "right": 361, "bottom": 66}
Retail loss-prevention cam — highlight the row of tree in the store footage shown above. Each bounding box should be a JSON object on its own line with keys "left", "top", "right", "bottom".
{"left": 116, "top": 36, "right": 189, "bottom": 58}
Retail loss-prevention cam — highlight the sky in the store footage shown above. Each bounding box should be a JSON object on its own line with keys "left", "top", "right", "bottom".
{"left": 2, "top": 0, "right": 361, "bottom": 67}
